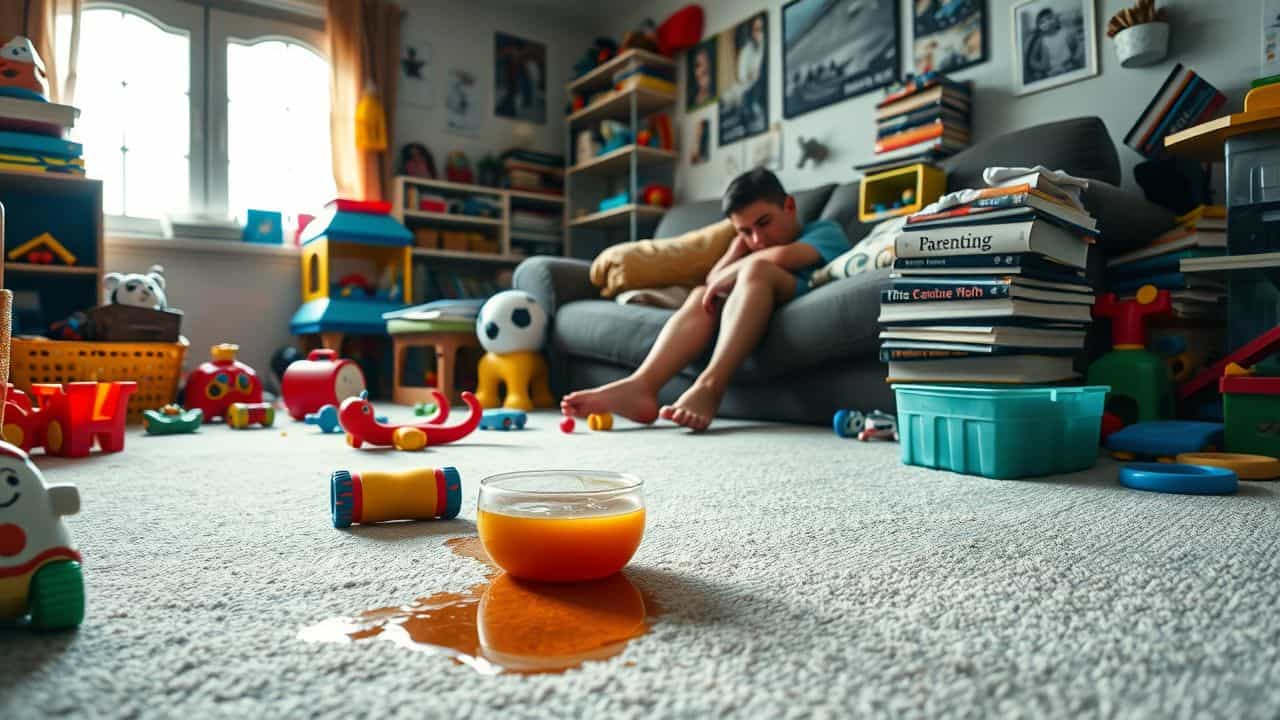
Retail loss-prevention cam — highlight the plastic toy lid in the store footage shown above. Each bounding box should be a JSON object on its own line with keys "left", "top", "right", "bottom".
{"left": 1175, "top": 453, "right": 1280, "bottom": 481}
{"left": 211, "top": 343, "right": 240, "bottom": 362}
{"left": 1119, "top": 463, "right": 1238, "bottom": 495}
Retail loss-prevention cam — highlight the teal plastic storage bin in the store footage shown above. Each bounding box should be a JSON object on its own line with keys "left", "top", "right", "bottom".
{"left": 893, "top": 385, "right": 1109, "bottom": 479}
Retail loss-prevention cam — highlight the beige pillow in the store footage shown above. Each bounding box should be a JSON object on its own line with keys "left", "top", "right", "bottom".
{"left": 589, "top": 219, "right": 737, "bottom": 298}
{"left": 809, "top": 216, "right": 904, "bottom": 288}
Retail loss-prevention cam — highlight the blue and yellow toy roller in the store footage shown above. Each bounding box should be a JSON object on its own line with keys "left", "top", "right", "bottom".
{"left": 330, "top": 466, "right": 462, "bottom": 528}
{"left": 1119, "top": 463, "right": 1238, "bottom": 495}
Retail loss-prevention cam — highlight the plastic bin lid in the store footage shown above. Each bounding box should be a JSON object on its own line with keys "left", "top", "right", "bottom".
{"left": 891, "top": 384, "right": 1110, "bottom": 399}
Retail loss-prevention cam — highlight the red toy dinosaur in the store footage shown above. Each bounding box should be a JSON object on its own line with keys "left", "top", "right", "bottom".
{"left": 339, "top": 390, "right": 482, "bottom": 450}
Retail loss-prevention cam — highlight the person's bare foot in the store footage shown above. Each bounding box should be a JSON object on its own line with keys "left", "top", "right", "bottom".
{"left": 659, "top": 380, "right": 724, "bottom": 431}
{"left": 560, "top": 376, "right": 659, "bottom": 424}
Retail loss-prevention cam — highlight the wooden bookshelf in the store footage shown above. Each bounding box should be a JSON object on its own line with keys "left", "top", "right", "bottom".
{"left": 567, "top": 49, "right": 675, "bottom": 95}
{"left": 413, "top": 248, "right": 523, "bottom": 264}
{"left": 568, "top": 144, "right": 677, "bottom": 177}
{"left": 568, "top": 204, "right": 665, "bottom": 229}
{"left": 6, "top": 262, "right": 100, "bottom": 275}
{"left": 401, "top": 208, "right": 504, "bottom": 228}
{"left": 567, "top": 87, "right": 677, "bottom": 128}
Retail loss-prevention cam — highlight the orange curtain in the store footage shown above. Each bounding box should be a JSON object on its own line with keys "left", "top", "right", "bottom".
{"left": 327, "top": 0, "right": 401, "bottom": 202}
{"left": 0, "top": 0, "right": 81, "bottom": 104}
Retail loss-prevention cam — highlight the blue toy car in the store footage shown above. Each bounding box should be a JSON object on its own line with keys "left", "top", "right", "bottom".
{"left": 480, "top": 408, "right": 527, "bottom": 431}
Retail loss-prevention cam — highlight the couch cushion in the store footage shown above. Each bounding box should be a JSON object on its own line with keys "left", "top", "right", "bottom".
{"left": 652, "top": 184, "right": 837, "bottom": 239}
{"left": 942, "top": 116, "right": 1121, "bottom": 189}
{"left": 554, "top": 269, "right": 890, "bottom": 383}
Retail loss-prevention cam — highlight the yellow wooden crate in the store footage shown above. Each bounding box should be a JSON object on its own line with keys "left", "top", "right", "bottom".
{"left": 858, "top": 163, "right": 946, "bottom": 223}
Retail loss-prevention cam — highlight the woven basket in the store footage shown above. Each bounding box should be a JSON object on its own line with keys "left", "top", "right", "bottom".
{"left": 10, "top": 338, "right": 189, "bottom": 424}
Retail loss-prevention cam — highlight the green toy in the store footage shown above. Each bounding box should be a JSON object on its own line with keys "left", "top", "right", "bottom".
{"left": 1221, "top": 373, "right": 1280, "bottom": 458}
{"left": 413, "top": 401, "right": 438, "bottom": 417}
{"left": 142, "top": 405, "right": 203, "bottom": 435}
{"left": 1087, "top": 285, "right": 1174, "bottom": 424}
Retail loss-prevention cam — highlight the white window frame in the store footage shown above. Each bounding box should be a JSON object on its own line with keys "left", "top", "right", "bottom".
{"left": 81, "top": 0, "right": 325, "bottom": 230}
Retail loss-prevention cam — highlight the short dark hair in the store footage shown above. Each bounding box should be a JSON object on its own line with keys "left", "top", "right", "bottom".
{"left": 721, "top": 168, "right": 787, "bottom": 216}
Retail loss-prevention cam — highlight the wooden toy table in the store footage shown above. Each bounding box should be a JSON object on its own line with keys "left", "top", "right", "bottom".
{"left": 387, "top": 319, "right": 479, "bottom": 405}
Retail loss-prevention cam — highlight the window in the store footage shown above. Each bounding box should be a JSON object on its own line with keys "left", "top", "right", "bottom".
{"left": 64, "top": 0, "right": 331, "bottom": 229}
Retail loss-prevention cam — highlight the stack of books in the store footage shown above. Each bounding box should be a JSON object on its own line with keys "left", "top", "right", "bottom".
{"left": 878, "top": 170, "right": 1097, "bottom": 384}
{"left": 613, "top": 60, "right": 676, "bottom": 96}
{"left": 502, "top": 149, "right": 564, "bottom": 196}
{"left": 1124, "top": 64, "right": 1226, "bottom": 158}
{"left": 1106, "top": 205, "right": 1227, "bottom": 319}
{"left": 383, "top": 298, "right": 484, "bottom": 332}
{"left": 0, "top": 96, "right": 83, "bottom": 175}
{"left": 861, "top": 76, "right": 970, "bottom": 175}
{"left": 509, "top": 207, "right": 562, "bottom": 256}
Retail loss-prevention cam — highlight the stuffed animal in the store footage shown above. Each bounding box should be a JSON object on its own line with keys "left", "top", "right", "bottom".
{"left": 103, "top": 265, "right": 167, "bottom": 310}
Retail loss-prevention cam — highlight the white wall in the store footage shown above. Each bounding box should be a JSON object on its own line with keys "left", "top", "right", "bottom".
{"left": 395, "top": 0, "right": 596, "bottom": 164}
{"left": 598, "top": 0, "right": 1258, "bottom": 202}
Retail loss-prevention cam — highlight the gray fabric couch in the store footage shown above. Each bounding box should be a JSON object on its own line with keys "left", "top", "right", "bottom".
{"left": 514, "top": 117, "right": 1178, "bottom": 425}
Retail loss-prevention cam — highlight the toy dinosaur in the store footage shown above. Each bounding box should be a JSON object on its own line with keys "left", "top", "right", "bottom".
{"left": 796, "top": 137, "right": 830, "bottom": 169}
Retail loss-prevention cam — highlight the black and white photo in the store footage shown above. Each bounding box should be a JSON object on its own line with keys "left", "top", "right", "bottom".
{"left": 1011, "top": 0, "right": 1097, "bottom": 95}
{"left": 718, "top": 12, "right": 769, "bottom": 146}
{"left": 783, "top": 0, "right": 899, "bottom": 119}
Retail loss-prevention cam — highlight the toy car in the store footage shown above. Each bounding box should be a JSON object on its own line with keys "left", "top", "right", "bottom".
{"left": 857, "top": 411, "right": 899, "bottom": 442}
{"left": 832, "top": 409, "right": 867, "bottom": 438}
{"left": 480, "top": 408, "right": 527, "bottom": 431}
{"left": 226, "top": 402, "right": 275, "bottom": 429}
{"left": 0, "top": 441, "right": 84, "bottom": 630}
{"left": 142, "top": 404, "right": 203, "bottom": 435}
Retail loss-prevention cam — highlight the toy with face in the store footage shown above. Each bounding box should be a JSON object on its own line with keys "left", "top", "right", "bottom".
{"left": 0, "top": 36, "right": 49, "bottom": 100}
{"left": 103, "top": 264, "right": 167, "bottom": 310}
{"left": 184, "top": 344, "right": 264, "bottom": 422}
{"left": 0, "top": 441, "right": 84, "bottom": 629}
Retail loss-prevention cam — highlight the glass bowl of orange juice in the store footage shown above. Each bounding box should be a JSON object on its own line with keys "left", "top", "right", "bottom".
{"left": 477, "top": 470, "right": 645, "bottom": 582}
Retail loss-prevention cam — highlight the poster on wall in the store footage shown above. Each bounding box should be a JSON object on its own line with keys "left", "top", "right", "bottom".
{"left": 1265, "top": 0, "right": 1280, "bottom": 77}
{"left": 686, "top": 37, "right": 718, "bottom": 111}
{"left": 494, "top": 32, "right": 547, "bottom": 124}
{"left": 445, "top": 67, "right": 481, "bottom": 136}
{"left": 782, "top": 0, "right": 899, "bottom": 120}
{"left": 1011, "top": 0, "right": 1097, "bottom": 96}
{"left": 717, "top": 11, "right": 769, "bottom": 146}
{"left": 912, "top": 0, "right": 986, "bottom": 75}
{"left": 690, "top": 115, "right": 712, "bottom": 165}
{"left": 400, "top": 40, "right": 433, "bottom": 108}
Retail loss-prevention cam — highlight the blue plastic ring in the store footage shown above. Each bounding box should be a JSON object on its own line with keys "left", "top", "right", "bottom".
{"left": 441, "top": 466, "right": 462, "bottom": 520}
{"left": 1119, "top": 463, "right": 1238, "bottom": 495}
{"left": 331, "top": 470, "right": 355, "bottom": 527}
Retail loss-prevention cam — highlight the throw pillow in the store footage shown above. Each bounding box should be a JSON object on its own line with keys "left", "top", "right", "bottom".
{"left": 809, "top": 216, "right": 905, "bottom": 288}
{"left": 589, "top": 218, "right": 737, "bottom": 298}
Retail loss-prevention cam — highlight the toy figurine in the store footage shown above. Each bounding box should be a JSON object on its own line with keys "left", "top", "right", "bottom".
{"left": 103, "top": 264, "right": 167, "bottom": 310}
{"left": 330, "top": 466, "right": 462, "bottom": 528}
{"left": 1087, "top": 285, "right": 1174, "bottom": 424}
{"left": 184, "top": 344, "right": 264, "bottom": 422}
{"left": 0, "top": 36, "right": 49, "bottom": 100}
{"left": 142, "top": 404, "right": 203, "bottom": 435}
{"left": 832, "top": 409, "right": 867, "bottom": 438}
{"left": 339, "top": 390, "right": 482, "bottom": 451}
{"left": 281, "top": 349, "right": 366, "bottom": 421}
{"left": 856, "top": 411, "right": 899, "bottom": 442}
{"left": 0, "top": 440, "right": 84, "bottom": 630}
{"left": 474, "top": 291, "right": 555, "bottom": 411}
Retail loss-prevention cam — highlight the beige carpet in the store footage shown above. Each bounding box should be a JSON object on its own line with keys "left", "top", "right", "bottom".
{"left": 3, "top": 408, "right": 1280, "bottom": 718}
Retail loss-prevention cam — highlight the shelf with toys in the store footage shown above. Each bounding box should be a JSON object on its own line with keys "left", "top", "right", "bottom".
{"left": 568, "top": 143, "right": 676, "bottom": 177}
{"left": 567, "top": 87, "right": 676, "bottom": 128}
{"left": 568, "top": 203, "right": 665, "bottom": 230}
{"left": 567, "top": 48, "right": 675, "bottom": 96}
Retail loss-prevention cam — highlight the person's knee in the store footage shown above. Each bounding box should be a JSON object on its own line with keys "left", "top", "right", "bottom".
{"left": 738, "top": 257, "right": 779, "bottom": 285}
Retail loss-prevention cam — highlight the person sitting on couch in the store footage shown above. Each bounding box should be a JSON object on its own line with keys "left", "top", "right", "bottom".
{"left": 560, "top": 168, "right": 848, "bottom": 430}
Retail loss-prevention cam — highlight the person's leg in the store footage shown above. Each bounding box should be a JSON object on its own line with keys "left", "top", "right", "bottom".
{"left": 560, "top": 286, "right": 718, "bottom": 423}
{"left": 662, "top": 258, "right": 795, "bottom": 430}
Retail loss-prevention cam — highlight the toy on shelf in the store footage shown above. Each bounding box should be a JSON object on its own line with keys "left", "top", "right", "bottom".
{"left": 1087, "top": 285, "right": 1174, "bottom": 424}
{"left": 621, "top": 18, "right": 659, "bottom": 52}
{"left": 337, "top": 273, "right": 373, "bottom": 298}
{"left": 641, "top": 183, "right": 673, "bottom": 207}
{"left": 599, "top": 120, "right": 633, "bottom": 154}
{"left": 7, "top": 232, "right": 75, "bottom": 266}
{"left": 560, "top": 415, "right": 576, "bottom": 433}
{"left": 0, "top": 441, "right": 84, "bottom": 630}
{"left": 2, "top": 382, "right": 137, "bottom": 457}
{"left": 1119, "top": 462, "right": 1237, "bottom": 495}
{"left": 656, "top": 5, "right": 704, "bottom": 56}
{"left": 647, "top": 113, "right": 674, "bottom": 150}
{"left": 857, "top": 411, "right": 899, "bottom": 442}
{"left": 103, "top": 264, "right": 166, "bottom": 309}
{"left": 598, "top": 191, "right": 631, "bottom": 212}
{"left": 290, "top": 199, "right": 414, "bottom": 351}
{"left": 445, "top": 151, "right": 474, "bottom": 184}
{"left": 588, "top": 413, "right": 613, "bottom": 431}
{"left": 832, "top": 409, "right": 866, "bottom": 438}
{"left": 339, "top": 390, "right": 482, "bottom": 451}
{"left": 184, "top": 344, "right": 263, "bottom": 423}
{"left": 1105, "top": 420, "right": 1224, "bottom": 461}
{"left": 142, "top": 404, "right": 203, "bottom": 435}
{"left": 227, "top": 402, "right": 275, "bottom": 430}
{"left": 480, "top": 408, "right": 527, "bottom": 431}
{"left": 476, "top": 154, "right": 501, "bottom": 187}
{"left": 0, "top": 36, "right": 50, "bottom": 100}
{"left": 857, "top": 163, "right": 945, "bottom": 222}
{"left": 1176, "top": 452, "right": 1280, "bottom": 480}
{"left": 45, "top": 312, "right": 86, "bottom": 341}
{"left": 474, "top": 291, "right": 555, "bottom": 411}
{"left": 571, "top": 37, "right": 618, "bottom": 78}
{"left": 281, "top": 349, "right": 366, "bottom": 421}
{"left": 330, "top": 466, "right": 462, "bottom": 528}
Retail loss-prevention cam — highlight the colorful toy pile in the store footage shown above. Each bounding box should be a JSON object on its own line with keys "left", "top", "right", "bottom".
{"left": 0, "top": 36, "right": 85, "bottom": 176}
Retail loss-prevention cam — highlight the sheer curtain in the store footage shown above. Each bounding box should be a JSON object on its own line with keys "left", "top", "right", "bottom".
{"left": 326, "top": 0, "right": 400, "bottom": 202}
{"left": 0, "top": 0, "right": 82, "bottom": 104}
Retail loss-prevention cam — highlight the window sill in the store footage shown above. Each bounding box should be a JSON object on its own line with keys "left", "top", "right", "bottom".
{"left": 105, "top": 233, "right": 301, "bottom": 258}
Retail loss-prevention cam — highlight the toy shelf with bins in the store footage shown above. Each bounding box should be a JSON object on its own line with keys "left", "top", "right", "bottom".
{"left": 0, "top": 171, "right": 103, "bottom": 335}
{"left": 857, "top": 163, "right": 946, "bottom": 223}
{"left": 564, "top": 54, "right": 677, "bottom": 260}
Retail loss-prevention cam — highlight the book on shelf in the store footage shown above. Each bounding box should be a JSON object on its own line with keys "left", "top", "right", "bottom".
{"left": 879, "top": 325, "right": 1087, "bottom": 349}
{"left": 854, "top": 150, "right": 949, "bottom": 175}
{"left": 893, "top": 253, "right": 1087, "bottom": 282}
{"left": 1108, "top": 271, "right": 1224, "bottom": 294}
{"left": 1124, "top": 64, "right": 1226, "bottom": 158}
{"left": 874, "top": 123, "right": 970, "bottom": 154}
{"left": 1107, "top": 247, "right": 1223, "bottom": 278}
{"left": 885, "top": 354, "right": 1078, "bottom": 383}
{"left": 1106, "top": 228, "right": 1227, "bottom": 267}
{"left": 883, "top": 276, "right": 1093, "bottom": 306}
{"left": 1174, "top": 204, "right": 1226, "bottom": 231}
{"left": 501, "top": 148, "right": 564, "bottom": 166}
{"left": 1181, "top": 250, "right": 1280, "bottom": 273}
{"left": 896, "top": 216, "right": 1091, "bottom": 269}
{"left": 875, "top": 106, "right": 968, "bottom": 137}
{"left": 877, "top": 295, "right": 1093, "bottom": 325}
{"left": 879, "top": 342, "right": 1079, "bottom": 361}
{"left": 877, "top": 76, "right": 971, "bottom": 108}
{"left": 0, "top": 96, "right": 79, "bottom": 136}
{"left": 0, "top": 130, "right": 81, "bottom": 158}
{"left": 875, "top": 83, "right": 970, "bottom": 121}
{"left": 908, "top": 191, "right": 1096, "bottom": 232}
{"left": 872, "top": 134, "right": 967, "bottom": 160}
{"left": 510, "top": 230, "right": 563, "bottom": 244}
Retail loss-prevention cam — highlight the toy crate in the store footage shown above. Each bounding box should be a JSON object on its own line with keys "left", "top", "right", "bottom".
{"left": 85, "top": 304, "right": 183, "bottom": 342}
{"left": 893, "top": 384, "right": 1109, "bottom": 479}
{"left": 857, "top": 163, "right": 946, "bottom": 223}
{"left": 1221, "top": 375, "right": 1280, "bottom": 458}
{"left": 10, "top": 338, "right": 189, "bottom": 424}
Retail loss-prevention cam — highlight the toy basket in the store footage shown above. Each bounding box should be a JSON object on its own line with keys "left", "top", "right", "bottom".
{"left": 10, "top": 337, "right": 189, "bottom": 424}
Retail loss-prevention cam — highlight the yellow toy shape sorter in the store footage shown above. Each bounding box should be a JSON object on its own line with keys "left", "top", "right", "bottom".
{"left": 0, "top": 441, "right": 84, "bottom": 630}
{"left": 474, "top": 291, "right": 555, "bottom": 411}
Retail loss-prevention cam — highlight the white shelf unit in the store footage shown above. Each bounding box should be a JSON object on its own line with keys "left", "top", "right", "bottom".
{"left": 564, "top": 50, "right": 677, "bottom": 259}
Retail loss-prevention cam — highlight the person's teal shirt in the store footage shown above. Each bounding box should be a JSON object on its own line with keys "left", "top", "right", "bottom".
{"left": 792, "top": 220, "right": 848, "bottom": 297}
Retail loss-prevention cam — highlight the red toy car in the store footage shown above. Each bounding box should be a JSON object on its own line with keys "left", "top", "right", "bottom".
{"left": 184, "top": 343, "right": 263, "bottom": 422}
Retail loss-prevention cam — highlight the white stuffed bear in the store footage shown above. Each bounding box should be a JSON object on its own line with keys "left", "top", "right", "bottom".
{"left": 103, "top": 265, "right": 167, "bottom": 310}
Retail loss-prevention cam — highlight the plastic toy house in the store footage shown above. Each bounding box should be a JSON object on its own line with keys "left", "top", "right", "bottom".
{"left": 290, "top": 199, "right": 414, "bottom": 351}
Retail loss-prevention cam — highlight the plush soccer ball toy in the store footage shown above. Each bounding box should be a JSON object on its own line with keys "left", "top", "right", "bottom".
{"left": 476, "top": 291, "right": 547, "bottom": 355}
{"left": 103, "top": 264, "right": 167, "bottom": 310}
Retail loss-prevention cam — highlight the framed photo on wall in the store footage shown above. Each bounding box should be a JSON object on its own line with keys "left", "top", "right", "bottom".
{"left": 782, "top": 0, "right": 899, "bottom": 119}
{"left": 686, "top": 37, "right": 718, "bottom": 111}
{"left": 494, "top": 32, "right": 547, "bottom": 124}
{"left": 912, "top": 0, "right": 987, "bottom": 75}
{"left": 718, "top": 11, "right": 770, "bottom": 146}
{"left": 1011, "top": 0, "right": 1098, "bottom": 96}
